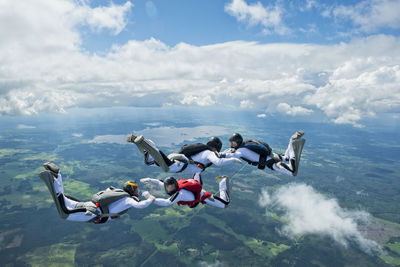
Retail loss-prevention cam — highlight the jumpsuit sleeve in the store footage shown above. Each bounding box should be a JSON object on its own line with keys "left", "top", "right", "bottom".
{"left": 153, "top": 191, "right": 184, "bottom": 207}
{"left": 124, "top": 197, "right": 154, "bottom": 209}
{"left": 147, "top": 178, "right": 165, "bottom": 187}
{"left": 207, "top": 151, "right": 239, "bottom": 166}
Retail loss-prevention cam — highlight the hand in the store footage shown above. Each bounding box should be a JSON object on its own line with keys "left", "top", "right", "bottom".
{"left": 223, "top": 148, "right": 235, "bottom": 153}
{"left": 142, "top": 191, "right": 155, "bottom": 201}
{"left": 233, "top": 158, "right": 243, "bottom": 164}
{"left": 140, "top": 178, "right": 152, "bottom": 183}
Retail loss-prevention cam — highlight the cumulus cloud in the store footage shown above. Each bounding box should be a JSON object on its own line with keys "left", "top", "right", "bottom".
{"left": 258, "top": 183, "right": 381, "bottom": 254}
{"left": 276, "top": 102, "right": 314, "bottom": 116}
{"left": 328, "top": 0, "right": 400, "bottom": 33}
{"left": 82, "top": 1, "right": 132, "bottom": 35}
{"left": 257, "top": 113, "right": 267, "bottom": 118}
{"left": 0, "top": 1, "right": 400, "bottom": 127}
{"left": 240, "top": 100, "right": 254, "bottom": 108}
{"left": 224, "top": 0, "right": 289, "bottom": 35}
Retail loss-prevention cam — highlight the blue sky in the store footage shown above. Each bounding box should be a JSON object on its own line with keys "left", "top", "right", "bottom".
{"left": 82, "top": 0, "right": 400, "bottom": 51}
{"left": 1, "top": 0, "right": 400, "bottom": 127}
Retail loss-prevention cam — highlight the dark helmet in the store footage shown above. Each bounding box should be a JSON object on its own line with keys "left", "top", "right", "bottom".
{"left": 164, "top": 176, "right": 178, "bottom": 195}
{"left": 229, "top": 133, "right": 243, "bottom": 148}
{"left": 206, "top": 137, "right": 222, "bottom": 152}
{"left": 123, "top": 181, "right": 138, "bottom": 197}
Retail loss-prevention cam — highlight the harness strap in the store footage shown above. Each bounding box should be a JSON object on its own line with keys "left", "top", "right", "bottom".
{"left": 258, "top": 155, "right": 267, "bottom": 170}
{"left": 177, "top": 191, "right": 212, "bottom": 208}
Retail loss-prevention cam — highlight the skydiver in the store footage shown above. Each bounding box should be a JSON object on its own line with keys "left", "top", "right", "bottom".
{"left": 221, "top": 131, "right": 305, "bottom": 176}
{"left": 38, "top": 162, "right": 155, "bottom": 224}
{"left": 140, "top": 173, "right": 230, "bottom": 209}
{"left": 126, "top": 134, "right": 242, "bottom": 174}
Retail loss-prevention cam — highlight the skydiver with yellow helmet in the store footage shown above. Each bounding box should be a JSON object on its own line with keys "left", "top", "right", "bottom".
{"left": 38, "top": 162, "right": 155, "bottom": 224}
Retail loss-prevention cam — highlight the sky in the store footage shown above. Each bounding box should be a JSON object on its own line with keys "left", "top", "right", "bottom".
{"left": 1, "top": 0, "right": 400, "bottom": 127}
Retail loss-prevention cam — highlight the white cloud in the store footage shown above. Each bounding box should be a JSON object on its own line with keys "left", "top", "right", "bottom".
{"left": 258, "top": 183, "right": 381, "bottom": 254}
{"left": 180, "top": 94, "right": 216, "bottom": 106}
{"left": 305, "top": 0, "right": 318, "bottom": 10}
{"left": 257, "top": 113, "right": 267, "bottom": 118}
{"left": 277, "top": 103, "right": 314, "bottom": 116}
{"left": 17, "top": 124, "right": 36, "bottom": 129}
{"left": 240, "top": 100, "right": 254, "bottom": 108}
{"left": 224, "top": 0, "right": 289, "bottom": 35}
{"left": 72, "top": 133, "right": 83, "bottom": 137}
{"left": 329, "top": 0, "right": 400, "bottom": 33}
{"left": 83, "top": 1, "right": 132, "bottom": 35}
{"left": 0, "top": 2, "right": 400, "bottom": 127}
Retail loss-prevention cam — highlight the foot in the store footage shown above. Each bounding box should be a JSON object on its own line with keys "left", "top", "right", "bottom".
{"left": 43, "top": 162, "right": 59, "bottom": 177}
{"left": 291, "top": 130, "right": 304, "bottom": 140}
{"left": 126, "top": 134, "right": 137, "bottom": 143}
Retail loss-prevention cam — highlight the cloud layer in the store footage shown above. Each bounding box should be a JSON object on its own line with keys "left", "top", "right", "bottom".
{"left": 258, "top": 183, "right": 381, "bottom": 254}
{"left": 0, "top": 0, "right": 399, "bottom": 127}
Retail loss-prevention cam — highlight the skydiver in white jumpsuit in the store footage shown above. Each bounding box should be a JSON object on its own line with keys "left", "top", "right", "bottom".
{"left": 221, "top": 131, "right": 305, "bottom": 176}
{"left": 140, "top": 173, "right": 230, "bottom": 209}
{"left": 127, "top": 134, "right": 242, "bottom": 174}
{"left": 38, "top": 162, "right": 155, "bottom": 223}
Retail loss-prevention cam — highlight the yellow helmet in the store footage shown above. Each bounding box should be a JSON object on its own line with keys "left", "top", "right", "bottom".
{"left": 123, "top": 181, "right": 138, "bottom": 196}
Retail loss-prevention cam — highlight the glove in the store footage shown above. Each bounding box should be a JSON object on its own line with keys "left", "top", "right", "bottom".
{"left": 223, "top": 148, "right": 235, "bottom": 153}
{"left": 140, "top": 178, "right": 152, "bottom": 184}
{"left": 142, "top": 191, "right": 155, "bottom": 200}
{"left": 233, "top": 158, "right": 243, "bottom": 164}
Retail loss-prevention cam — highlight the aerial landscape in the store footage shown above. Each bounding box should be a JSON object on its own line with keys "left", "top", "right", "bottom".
{"left": 1, "top": 0, "right": 400, "bottom": 266}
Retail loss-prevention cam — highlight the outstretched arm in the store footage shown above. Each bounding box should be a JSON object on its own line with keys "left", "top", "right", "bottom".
{"left": 124, "top": 196, "right": 154, "bottom": 209}
{"left": 206, "top": 151, "right": 242, "bottom": 166}
{"left": 152, "top": 188, "right": 200, "bottom": 207}
{"left": 153, "top": 191, "right": 183, "bottom": 206}
{"left": 221, "top": 150, "right": 243, "bottom": 159}
{"left": 140, "top": 178, "right": 164, "bottom": 188}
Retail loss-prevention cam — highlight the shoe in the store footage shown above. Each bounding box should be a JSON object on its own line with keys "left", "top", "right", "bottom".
{"left": 291, "top": 131, "right": 304, "bottom": 140}
{"left": 126, "top": 134, "right": 137, "bottom": 143}
{"left": 216, "top": 175, "right": 228, "bottom": 182}
{"left": 43, "top": 162, "right": 59, "bottom": 177}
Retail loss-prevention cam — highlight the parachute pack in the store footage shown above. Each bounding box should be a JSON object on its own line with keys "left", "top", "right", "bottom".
{"left": 178, "top": 143, "right": 210, "bottom": 158}
{"left": 176, "top": 179, "right": 212, "bottom": 208}
{"left": 178, "top": 143, "right": 213, "bottom": 170}
{"left": 75, "top": 187, "right": 139, "bottom": 224}
{"left": 239, "top": 139, "right": 273, "bottom": 169}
